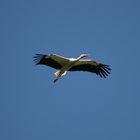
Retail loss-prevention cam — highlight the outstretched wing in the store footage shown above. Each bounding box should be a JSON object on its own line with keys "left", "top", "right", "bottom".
{"left": 69, "top": 60, "right": 111, "bottom": 78}
{"left": 34, "top": 54, "right": 63, "bottom": 69}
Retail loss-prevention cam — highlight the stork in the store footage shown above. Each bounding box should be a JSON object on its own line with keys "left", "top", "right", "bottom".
{"left": 33, "top": 53, "right": 111, "bottom": 83}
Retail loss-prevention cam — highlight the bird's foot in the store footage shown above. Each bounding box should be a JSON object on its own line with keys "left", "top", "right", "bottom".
{"left": 54, "top": 79, "right": 58, "bottom": 83}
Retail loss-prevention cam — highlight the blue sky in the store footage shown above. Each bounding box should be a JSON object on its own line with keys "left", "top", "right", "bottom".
{"left": 0, "top": 0, "right": 140, "bottom": 140}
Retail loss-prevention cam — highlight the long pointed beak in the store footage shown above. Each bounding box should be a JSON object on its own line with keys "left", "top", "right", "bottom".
{"left": 85, "top": 54, "right": 91, "bottom": 57}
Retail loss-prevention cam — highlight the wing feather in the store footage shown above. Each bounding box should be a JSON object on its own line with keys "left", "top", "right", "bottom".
{"left": 51, "top": 54, "right": 70, "bottom": 65}
{"left": 33, "top": 54, "right": 62, "bottom": 69}
{"left": 69, "top": 60, "right": 111, "bottom": 78}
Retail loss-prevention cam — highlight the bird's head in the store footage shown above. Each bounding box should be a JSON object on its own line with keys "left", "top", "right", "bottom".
{"left": 80, "top": 54, "right": 91, "bottom": 58}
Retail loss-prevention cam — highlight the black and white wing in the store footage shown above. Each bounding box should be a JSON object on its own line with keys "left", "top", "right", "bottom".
{"left": 33, "top": 54, "right": 69, "bottom": 70}
{"left": 69, "top": 60, "right": 111, "bottom": 78}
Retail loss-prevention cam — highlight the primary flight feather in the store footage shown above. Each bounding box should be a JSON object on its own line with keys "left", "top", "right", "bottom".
{"left": 33, "top": 53, "right": 111, "bottom": 82}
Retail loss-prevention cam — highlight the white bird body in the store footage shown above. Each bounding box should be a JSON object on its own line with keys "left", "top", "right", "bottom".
{"left": 34, "top": 53, "right": 111, "bottom": 82}
{"left": 54, "top": 56, "right": 84, "bottom": 80}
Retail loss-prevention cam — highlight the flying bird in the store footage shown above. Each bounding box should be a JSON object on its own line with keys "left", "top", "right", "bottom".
{"left": 34, "top": 53, "right": 111, "bottom": 83}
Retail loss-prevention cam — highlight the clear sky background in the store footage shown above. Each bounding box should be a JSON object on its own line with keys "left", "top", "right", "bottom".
{"left": 0, "top": 0, "right": 140, "bottom": 140}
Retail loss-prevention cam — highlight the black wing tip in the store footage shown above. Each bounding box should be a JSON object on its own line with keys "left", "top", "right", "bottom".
{"left": 33, "top": 54, "right": 47, "bottom": 65}
{"left": 97, "top": 64, "right": 111, "bottom": 78}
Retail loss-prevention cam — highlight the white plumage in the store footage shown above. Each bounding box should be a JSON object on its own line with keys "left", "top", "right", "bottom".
{"left": 34, "top": 53, "right": 111, "bottom": 82}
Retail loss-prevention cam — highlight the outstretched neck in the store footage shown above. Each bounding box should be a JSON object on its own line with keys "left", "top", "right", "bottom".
{"left": 75, "top": 54, "right": 90, "bottom": 61}
{"left": 76, "top": 55, "right": 84, "bottom": 61}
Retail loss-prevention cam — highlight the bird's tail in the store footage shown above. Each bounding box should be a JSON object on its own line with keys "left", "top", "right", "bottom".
{"left": 54, "top": 70, "right": 67, "bottom": 83}
{"left": 54, "top": 70, "right": 67, "bottom": 76}
{"left": 54, "top": 70, "right": 60, "bottom": 76}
